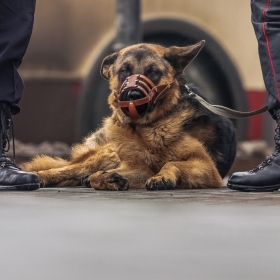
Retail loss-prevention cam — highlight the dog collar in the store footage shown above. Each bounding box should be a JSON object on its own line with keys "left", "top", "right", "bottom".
{"left": 115, "top": 74, "right": 174, "bottom": 120}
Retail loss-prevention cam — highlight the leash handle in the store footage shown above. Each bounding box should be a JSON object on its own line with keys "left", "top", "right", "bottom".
{"left": 186, "top": 85, "right": 268, "bottom": 119}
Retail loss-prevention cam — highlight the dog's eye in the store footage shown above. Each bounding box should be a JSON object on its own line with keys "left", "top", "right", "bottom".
{"left": 145, "top": 68, "right": 162, "bottom": 83}
{"left": 119, "top": 68, "right": 130, "bottom": 75}
{"left": 119, "top": 68, "right": 131, "bottom": 81}
{"left": 145, "top": 68, "right": 161, "bottom": 76}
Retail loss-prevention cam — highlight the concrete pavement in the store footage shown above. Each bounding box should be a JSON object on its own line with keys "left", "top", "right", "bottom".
{"left": 1, "top": 187, "right": 280, "bottom": 280}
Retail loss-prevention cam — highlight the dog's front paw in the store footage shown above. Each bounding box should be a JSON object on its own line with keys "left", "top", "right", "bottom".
{"left": 89, "top": 171, "right": 129, "bottom": 191}
{"left": 145, "top": 175, "right": 175, "bottom": 191}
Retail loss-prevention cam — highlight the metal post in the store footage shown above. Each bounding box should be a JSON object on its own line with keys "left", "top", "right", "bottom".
{"left": 113, "top": 0, "right": 141, "bottom": 51}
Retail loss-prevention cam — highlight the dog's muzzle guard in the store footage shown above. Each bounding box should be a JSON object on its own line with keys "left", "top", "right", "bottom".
{"left": 115, "top": 74, "right": 174, "bottom": 120}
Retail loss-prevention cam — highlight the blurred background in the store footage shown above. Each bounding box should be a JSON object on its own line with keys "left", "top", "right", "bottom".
{"left": 12, "top": 0, "right": 274, "bottom": 170}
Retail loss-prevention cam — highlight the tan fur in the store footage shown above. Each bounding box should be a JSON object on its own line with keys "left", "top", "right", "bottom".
{"left": 21, "top": 41, "right": 224, "bottom": 190}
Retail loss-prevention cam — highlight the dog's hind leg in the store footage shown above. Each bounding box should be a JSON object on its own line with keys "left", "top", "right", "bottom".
{"left": 145, "top": 158, "right": 223, "bottom": 190}
{"left": 34, "top": 145, "right": 121, "bottom": 187}
{"left": 20, "top": 154, "right": 69, "bottom": 172}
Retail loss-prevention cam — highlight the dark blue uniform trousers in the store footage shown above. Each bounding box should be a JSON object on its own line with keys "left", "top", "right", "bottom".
{"left": 251, "top": 0, "right": 280, "bottom": 118}
{"left": 0, "top": 0, "right": 35, "bottom": 115}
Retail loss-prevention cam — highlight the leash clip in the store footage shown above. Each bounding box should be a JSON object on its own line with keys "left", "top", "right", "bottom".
{"left": 185, "top": 84, "right": 195, "bottom": 97}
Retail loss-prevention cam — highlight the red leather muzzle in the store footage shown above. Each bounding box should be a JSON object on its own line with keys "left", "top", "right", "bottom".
{"left": 115, "top": 74, "right": 174, "bottom": 120}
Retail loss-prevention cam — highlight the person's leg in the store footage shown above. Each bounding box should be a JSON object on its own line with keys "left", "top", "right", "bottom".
{"left": 252, "top": 0, "right": 280, "bottom": 115}
{"left": 0, "top": 0, "right": 36, "bottom": 113}
{"left": 227, "top": 0, "right": 280, "bottom": 192}
{"left": 0, "top": 0, "right": 40, "bottom": 190}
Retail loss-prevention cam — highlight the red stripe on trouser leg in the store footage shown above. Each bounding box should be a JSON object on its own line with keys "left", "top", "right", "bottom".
{"left": 262, "top": 0, "right": 280, "bottom": 101}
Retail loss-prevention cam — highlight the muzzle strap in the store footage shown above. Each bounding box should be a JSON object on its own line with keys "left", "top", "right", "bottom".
{"left": 126, "top": 100, "right": 140, "bottom": 120}
{"left": 153, "top": 82, "right": 174, "bottom": 103}
{"left": 118, "top": 96, "right": 152, "bottom": 120}
{"left": 115, "top": 74, "right": 174, "bottom": 120}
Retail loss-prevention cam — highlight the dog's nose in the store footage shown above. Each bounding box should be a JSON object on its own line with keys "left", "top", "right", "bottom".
{"left": 127, "top": 90, "right": 144, "bottom": 100}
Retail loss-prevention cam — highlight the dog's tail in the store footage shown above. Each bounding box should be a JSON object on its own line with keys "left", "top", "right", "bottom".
{"left": 20, "top": 154, "right": 68, "bottom": 172}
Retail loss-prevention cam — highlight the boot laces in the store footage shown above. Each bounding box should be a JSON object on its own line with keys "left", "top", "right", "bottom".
{"left": 0, "top": 105, "right": 16, "bottom": 164}
{"left": 249, "top": 123, "right": 280, "bottom": 173}
{"left": 249, "top": 154, "right": 275, "bottom": 173}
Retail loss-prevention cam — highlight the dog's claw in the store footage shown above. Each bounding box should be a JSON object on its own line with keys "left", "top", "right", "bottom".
{"left": 81, "top": 175, "right": 91, "bottom": 188}
{"left": 146, "top": 177, "right": 175, "bottom": 191}
{"left": 39, "top": 179, "right": 45, "bottom": 188}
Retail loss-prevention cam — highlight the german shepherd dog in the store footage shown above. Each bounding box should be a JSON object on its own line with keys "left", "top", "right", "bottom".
{"left": 21, "top": 40, "right": 237, "bottom": 190}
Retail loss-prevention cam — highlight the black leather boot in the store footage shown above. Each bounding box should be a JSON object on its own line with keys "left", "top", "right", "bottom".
{"left": 0, "top": 103, "right": 40, "bottom": 191}
{"left": 227, "top": 111, "right": 280, "bottom": 192}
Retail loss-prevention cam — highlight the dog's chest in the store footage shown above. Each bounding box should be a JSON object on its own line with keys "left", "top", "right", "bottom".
{"left": 143, "top": 145, "right": 177, "bottom": 171}
{"left": 140, "top": 121, "right": 183, "bottom": 147}
{"left": 114, "top": 125, "right": 184, "bottom": 171}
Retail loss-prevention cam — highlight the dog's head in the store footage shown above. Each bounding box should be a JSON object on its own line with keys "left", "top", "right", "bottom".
{"left": 100, "top": 40, "right": 205, "bottom": 124}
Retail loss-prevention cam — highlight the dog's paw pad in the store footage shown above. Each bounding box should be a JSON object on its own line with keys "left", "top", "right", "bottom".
{"left": 109, "top": 173, "right": 129, "bottom": 191}
{"left": 145, "top": 176, "right": 175, "bottom": 191}
{"left": 89, "top": 172, "right": 129, "bottom": 191}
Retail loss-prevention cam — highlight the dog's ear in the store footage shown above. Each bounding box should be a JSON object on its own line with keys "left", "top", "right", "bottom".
{"left": 100, "top": 52, "right": 118, "bottom": 80}
{"left": 164, "top": 40, "right": 206, "bottom": 75}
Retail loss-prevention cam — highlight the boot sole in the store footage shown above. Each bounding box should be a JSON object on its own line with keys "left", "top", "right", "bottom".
{"left": 227, "top": 183, "right": 280, "bottom": 192}
{"left": 0, "top": 183, "right": 40, "bottom": 191}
